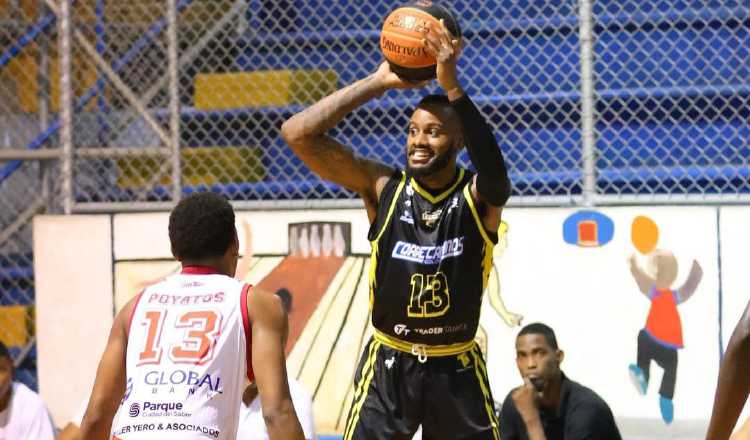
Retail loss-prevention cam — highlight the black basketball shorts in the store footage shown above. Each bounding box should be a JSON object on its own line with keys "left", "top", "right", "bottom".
{"left": 342, "top": 337, "right": 500, "bottom": 440}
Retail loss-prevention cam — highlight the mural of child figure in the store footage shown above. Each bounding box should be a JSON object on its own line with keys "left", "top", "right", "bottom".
{"left": 627, "top": 248, "right": 703, "bottom": 424}
{"left": 489, "top": 222, "right": 524, "bottom": 327}
{"left": 475, "top": 221, "right": 523, "bottom": 355}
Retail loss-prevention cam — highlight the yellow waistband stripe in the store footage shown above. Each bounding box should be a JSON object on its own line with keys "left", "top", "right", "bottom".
{"left": 374, "top": 329, "right": 475, "bottom": 357}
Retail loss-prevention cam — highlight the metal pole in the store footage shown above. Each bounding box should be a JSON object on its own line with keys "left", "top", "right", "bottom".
{"left": 43, "top": 0, "right": 173, "bottom": 148}
{"left": 59, "top": 0, "right": 73, "bottom": 214}
{"left": 168, "top": 0, "right": 181, "bottom": 202}
{"left": 0, "top": 0, "right": 186, "bottom": 185}
{"left": 39, "top": 0, "right": 52, "bottom": 212}
{"left": 95, "top": 0, "right": 109, "bottom": 147}
{"left": 110, "top": 0, "right": 246, "bottom": 145}
{"left": 37, "top": 0, "right": 50, "bottom": 132}
{"left": 578, "top": 0, "right": 597, "bottom": 206}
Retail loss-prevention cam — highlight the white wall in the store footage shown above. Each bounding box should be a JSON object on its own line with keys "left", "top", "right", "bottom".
{"left": 484, "top": 207, "right": 719, "bottom": 438}
{"left": 33, "top": 215, "right": 113, "bottom": 427}
{"left": 113, "top": 209, "right": 371, "bottom": 260}
{"left": 34, "top": 205, "right": 749, "bottom": 436}
{"left": 718, "top": 207, "right": 750, "bottom": 349}
{"left": 717, "top": 207, "right": 750, "bottom": 424}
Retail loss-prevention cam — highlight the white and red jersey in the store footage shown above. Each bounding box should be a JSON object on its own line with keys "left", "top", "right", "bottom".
{"left": 112, "top": 266, "right": 253, "bottom": 440}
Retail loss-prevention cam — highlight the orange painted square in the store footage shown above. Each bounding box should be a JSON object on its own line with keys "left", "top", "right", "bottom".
{"left": 577, "top": 220, "right": 599, "bottom": 246}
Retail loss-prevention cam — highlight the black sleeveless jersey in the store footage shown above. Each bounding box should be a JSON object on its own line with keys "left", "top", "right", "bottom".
{"left": 367, "top": 168, "right": 498, "bottom": 347}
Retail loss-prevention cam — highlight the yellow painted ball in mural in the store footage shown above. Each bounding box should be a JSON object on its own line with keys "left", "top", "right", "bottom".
{"left": 631, "top": 215, "right": 659, "bottom": 254}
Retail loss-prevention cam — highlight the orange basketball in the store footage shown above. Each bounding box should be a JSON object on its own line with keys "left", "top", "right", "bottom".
{"left": 380, "top": 1, "right": 461, "bottom": 81}
{"left": 631, "top": 215, "right": 659, "bottom": 255}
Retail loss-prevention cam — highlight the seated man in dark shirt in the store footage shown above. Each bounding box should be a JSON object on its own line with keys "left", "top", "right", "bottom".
{"left": 499, "top": 323, "right": 622, "bottom": 440}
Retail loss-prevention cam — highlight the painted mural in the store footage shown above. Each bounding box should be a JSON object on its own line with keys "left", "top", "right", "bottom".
{"left": 115, "top": 217, "right": 523, "bottom": 435}
{"left": 110, "top": 206, "right": 727, "bottom": 437}
{"left": 627, "top": 216, "right": 703, "bottom": 424}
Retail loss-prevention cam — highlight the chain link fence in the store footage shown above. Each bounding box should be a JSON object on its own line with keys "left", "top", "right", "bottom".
{"left": 0, "top": 0, "right": 749, "bottom": 390}
{"left": 593, "top": 1, "right": 750, "bottom": 202}
{"left": 0, "top": 0, "right": 63, "bottom": 390}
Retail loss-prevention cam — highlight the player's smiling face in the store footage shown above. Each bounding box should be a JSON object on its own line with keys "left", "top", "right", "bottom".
{"left": 406, "top": 104, "right": 461, "bottom": 177}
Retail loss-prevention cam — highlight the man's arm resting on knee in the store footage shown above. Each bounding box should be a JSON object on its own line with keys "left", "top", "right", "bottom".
{"left": 563, "top": 404, "right": 622, "bottom": 440}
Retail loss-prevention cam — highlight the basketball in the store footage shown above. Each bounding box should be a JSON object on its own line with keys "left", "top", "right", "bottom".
{"left": 380, "top": 1, "right": 461, "bottom": 81}
{"left": 631, "top": 215, "right": 659, "bottom": 255}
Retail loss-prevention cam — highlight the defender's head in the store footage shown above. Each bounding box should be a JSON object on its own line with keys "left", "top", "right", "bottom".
{"left": 169, "top": 192, "right": 239, "bottom": 277}
{"left": 406, "top": 95, "right": 463, "bottom": 177}
{"left": 515, "top": 322, "right": 564, "bottom": 394}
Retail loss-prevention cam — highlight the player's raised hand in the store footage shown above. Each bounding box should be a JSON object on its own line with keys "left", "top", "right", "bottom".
{"left": 373, "top": 61, "right": 429, "bottom": 90}
{"left": 422, "top": 18, "right": 462, "bottom": 93}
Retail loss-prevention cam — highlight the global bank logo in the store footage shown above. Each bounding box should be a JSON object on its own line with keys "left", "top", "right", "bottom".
{"left": 143, "top": 369, "right": 223, "bottom": 395}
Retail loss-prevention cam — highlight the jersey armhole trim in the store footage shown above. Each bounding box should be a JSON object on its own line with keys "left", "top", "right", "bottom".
{"left": 126, "top": 290, "right": 145, "bottom": 338}
{"left": 241, "top": 283, "right": 255, "bottom": 382}
{"left": 463, "top": 184, "right": 496, "bottom": 245}
{"left": 371, "top": 172, "right": 407, "bottom": 244}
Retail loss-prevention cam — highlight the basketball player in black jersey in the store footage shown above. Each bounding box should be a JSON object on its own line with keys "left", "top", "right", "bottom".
{"left": 282, "top": 19, "right": 510, "bottom": 440}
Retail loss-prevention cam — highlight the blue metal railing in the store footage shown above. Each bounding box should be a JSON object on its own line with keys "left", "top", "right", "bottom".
{"left": 0, "top": 0, "right": 196, "bottom": 185}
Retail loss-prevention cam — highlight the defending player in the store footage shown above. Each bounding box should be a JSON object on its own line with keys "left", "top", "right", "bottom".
{"left": 79, "top": 192, "right": 304, "bottom": 440}
{"left": 282, "top": 20, "right": 510, "bottom": 440}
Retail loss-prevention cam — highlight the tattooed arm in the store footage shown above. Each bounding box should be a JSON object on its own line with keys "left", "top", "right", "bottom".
{"left": 281, "top": 62, "right": 423, "bottom": 221}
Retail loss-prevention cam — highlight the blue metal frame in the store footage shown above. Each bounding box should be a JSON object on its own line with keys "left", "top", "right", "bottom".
{"left": 95, "top": 0, "right": 109, "bottom": 147}
{"left": 0, "top": 13, "right": 57, "bottom": 69}
{"left": 0, "top": 0, "right": 196, "bottom": 185}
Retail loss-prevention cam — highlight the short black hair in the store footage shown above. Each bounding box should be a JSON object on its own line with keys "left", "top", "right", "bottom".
{"left": 275, "top": 288, "right": 293, "bottom": 313}
{"left": 0, "top": 340, "right": 11, "bottom": 363}
{"left": 518, "top": 322, "right": 559, "bottom": 350}
{"left": 169, "top": 192, "right": 236, "bottom": 261}
{"left": 413, "top": 94, "right": 460, "bottom": 132}
{"left": 416, "top": 94, "right": 450, "bottom": 109}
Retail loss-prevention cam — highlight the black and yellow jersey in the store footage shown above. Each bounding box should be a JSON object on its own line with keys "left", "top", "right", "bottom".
{"left": 367, "top": 168, "right": 498, "bottom": 353}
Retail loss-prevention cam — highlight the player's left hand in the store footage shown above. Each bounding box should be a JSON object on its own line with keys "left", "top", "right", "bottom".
{"left": 374, "top": 61, "right": 429, "bottom": 90}
{"left": 422, "top": 19, "right": 462, "bottom": 93}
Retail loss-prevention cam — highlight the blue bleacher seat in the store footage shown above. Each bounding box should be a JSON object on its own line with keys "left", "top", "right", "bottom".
{"left": 216, "top": 1, "right": 749, "bottom": 198}
{"left": 65, "top": 0, "right": 748, "bottom": 200}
